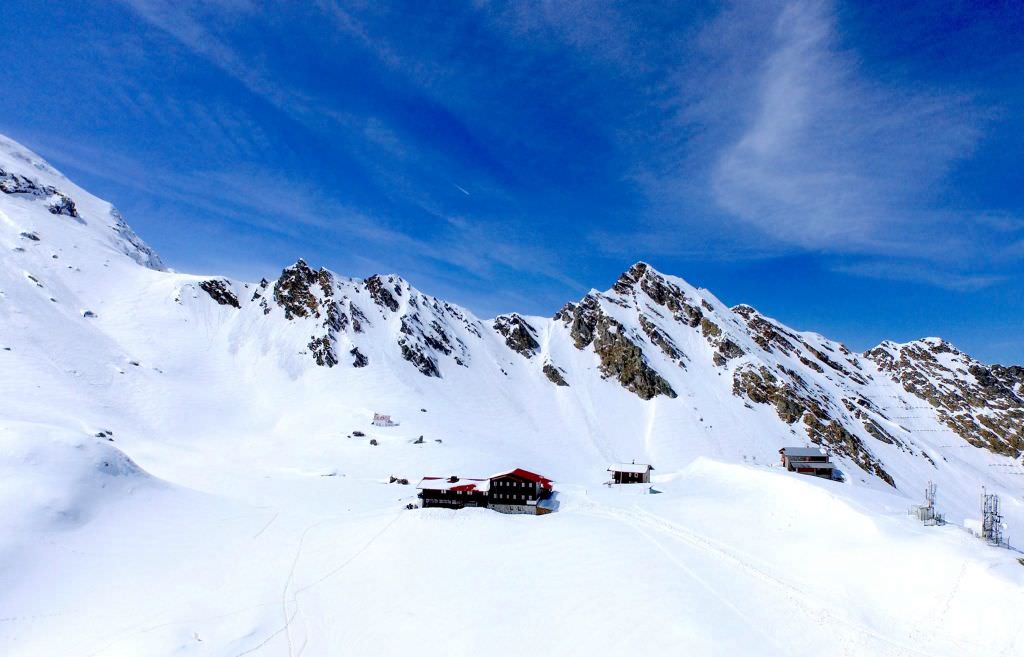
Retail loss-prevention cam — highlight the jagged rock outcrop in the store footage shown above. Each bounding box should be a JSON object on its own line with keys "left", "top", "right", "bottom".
{"left": 733, "top": 304, "right": 798, "bottom": 355}
{"left": 866, "top": 339, "right": 1024, "bottom": 457}
{"left": 274, "top": 259, "right": 328, "bottom": 319}
{"left": 251, "top": 278, "right": 272, "bottom": 315}
{"left": 309, "top": 336, "right": 338, "bottom": 367}
{"left": 732, "top": 362, "right": 895, "bottom": 486}
{"left": 364, "top": 274, "right": 400, "bottom": 312}
{"left": 593, "top": 317, "right": 676, "bottom": 399}
{"left": 557, "top": 293, "right": 676, "bottom": 400}
{"left": 556, "top": 294, "right": 603, "bottom": 350}
{"left": 732, "top": 365, "right": 806, "bottom": 424}
{"left": 1, "top": 167, "right": 78, "bottom": 217}
{"left": 399, "top": 340, "right": 441, "bottom": 377}
{"left": 638, "top": 315, "right": 686, "bottom": 366}
{"left": 698, "top": 317, "right": 744, "bottom": 366}
{"left": 543, "top": 362, "right": 569, "bottom": 387}
{"left": 493, "top": 314, "right": 540, "bottom": 358}
{"left": 803, "top": 414, "right": 895, "bottom": 487}
{"left": 199, "top": 280, "right": 240, "bottom": 308}
{"left": 273, "top": 260, "right": 347, "bottom": 368}
{"left": 616, "top": 262, "right": 704, "bottom": 326}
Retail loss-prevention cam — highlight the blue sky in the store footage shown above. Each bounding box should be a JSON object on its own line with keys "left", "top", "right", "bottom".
{"left": 2, "top": 0, "right": 1022, "bottom": 363}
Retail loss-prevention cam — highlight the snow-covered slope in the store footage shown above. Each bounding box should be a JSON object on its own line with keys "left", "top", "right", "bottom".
{"left": 2, "top": 134, "right": 1022, "bottom": 656}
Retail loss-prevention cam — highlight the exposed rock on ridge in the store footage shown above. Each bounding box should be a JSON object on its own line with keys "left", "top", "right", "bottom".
{"left": 493, "top": 314, "right": 540, "bottom": 358}
{"left": 866, "top": 339, "right": 1024, "bottom": 457}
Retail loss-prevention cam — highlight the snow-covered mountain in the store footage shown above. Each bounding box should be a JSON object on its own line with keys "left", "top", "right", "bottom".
{"left": 2, "top": 133, "right": 1022, "bottom": 657}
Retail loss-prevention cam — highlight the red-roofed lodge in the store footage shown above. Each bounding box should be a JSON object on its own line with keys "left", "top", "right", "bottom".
{"left": 417, "top": 468, "right": 556, "bottom": 515}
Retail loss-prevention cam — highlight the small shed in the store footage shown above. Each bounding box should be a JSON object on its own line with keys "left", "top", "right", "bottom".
{"left": 372, "top": 413, "right": 399, "bottom": 427}
{"left": 608, "top": 461, "right": 653, "bottom": 484}
{"left": 779, "top": 447, "right": 836, "bottom": 480}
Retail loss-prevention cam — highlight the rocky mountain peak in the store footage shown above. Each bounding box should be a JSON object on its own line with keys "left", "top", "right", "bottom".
{"left": 273, "top": 259, "right": 333, "bottom": 320}
{"left": 611, "top": 261, "right": 656, "bottom": 293}
{"left": 7, "top": 130, "right": 1024, "bottom": 498}
{"left": 864, "top": 339, "right": 1024, "bottom": 457}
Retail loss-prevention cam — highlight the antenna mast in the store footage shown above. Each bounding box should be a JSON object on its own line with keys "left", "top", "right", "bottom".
{"left": 981, "top": 487, "right": 1003, "bottom": 546}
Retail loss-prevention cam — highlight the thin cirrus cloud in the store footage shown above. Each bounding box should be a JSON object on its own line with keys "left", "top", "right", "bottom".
{"left": 106, "top": 0, "right": 1020, "bottom": 299}
{"left": 708, "top": 0, "right": 988, "bottom": 264}
{"left": 109, "top": 0, "right": 580, "bottom": 297}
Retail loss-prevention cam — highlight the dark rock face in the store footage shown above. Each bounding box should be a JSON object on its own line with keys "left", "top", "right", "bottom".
{"left": 639, "top": 315, "right": 686, "bottom": 366}
{"left": 803, "top": 415, "right": 895, "bottom": 487}
{"left": 718, "top": 339, "right": 744, "bottom": 361}
{"left": 399, "top": 340, "right": 441, "bottom": 377}
{"left": 732, "top": 363, "right": 895, "bottom": 486}
{"left": 308, "top": 336, "right": 338, "bottom": 367}
{"left": 616, "top": 262, "right": 704, "bottom": 327}
{"left": 732, "top": 365, "right": 805, "bottom": 423}
{"left": 494, "top": 314, "right": 540, "bottom": 358}
{"left": 273, "top": 260, "right": 348, "bottom": 368}
{"left": 365, "top": 274, "right": 400, "bottom": 312}
{"left": 865, "top": 339, "right": 1024, "bottom": 457}
{"left": 363, "top": 273, "right": 475, "bottom": 377}
{"left": 48, "top": 195, "right": 78, "bottom": 217}
{"left": 1, "top": 168, "right": 75, "bottom": 216}
{"left": 733, "top": 304, "right": 798, "bottom": 355}
{"left": 274, "top": 259, "right": 325, "bottom": 319}
{"left": 555, "top": 293, "right": 602, "bottom": 349}
{"left": 350, "top": 347, "right": 368, "bottom": 367}
{"left": 558, "top": 292, "right": 676, "bottom": 400}
{"left": 700, "top": 318, "right": 721, "bottom": 338}
{"left": 543, "top": 362, "right": 569, "bottom": 387}
{"left": 350, "top": 303, "right": 367, "bottom": 333}
{"left": 395, "top": 306, "right": 472, "bottom": 377}
{"left": 699, "top": 317, "right": 743, "bottom": 366}
{"left": 251, "top": 278, "right": 272, "bottom": 315}
{"left": 199, "top": 280, "right": 240, "bottom": 308}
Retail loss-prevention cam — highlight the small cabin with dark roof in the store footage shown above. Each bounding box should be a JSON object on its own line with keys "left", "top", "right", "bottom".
{"left": 780, "top": 447, "right": 837, "bottom": 480}
{"left": 608, "top": 462, "right": 653, "bottom": 484}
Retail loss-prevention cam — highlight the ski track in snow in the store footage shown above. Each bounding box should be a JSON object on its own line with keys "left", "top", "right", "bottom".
{"left": 578, "top": 501, "right": 981, "bottom": 657}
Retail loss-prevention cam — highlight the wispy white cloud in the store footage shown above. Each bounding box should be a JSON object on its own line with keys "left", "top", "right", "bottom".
{"left": 108, "top": 0, "right": 1023, "bottom": 297}
{"left": 110, "top": 0, "right": 580, "bottom": 303}
{"left": 709, "top": 0, "right": 984, "bottom": 254}
{"left": 831, "top": 258, "right": 1009, "bottom": 292}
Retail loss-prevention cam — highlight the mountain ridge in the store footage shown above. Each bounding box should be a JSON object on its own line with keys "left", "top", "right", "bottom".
{"left": 1, "top": 131, "right": 1021, "bottom": 496}
{"left": 4, "top": 132, "right": 1024, "bottom": 657}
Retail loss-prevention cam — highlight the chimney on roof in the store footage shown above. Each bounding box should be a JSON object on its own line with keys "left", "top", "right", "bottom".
{"left": 448, "top": 475, "right": 458, "bottom": 483}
